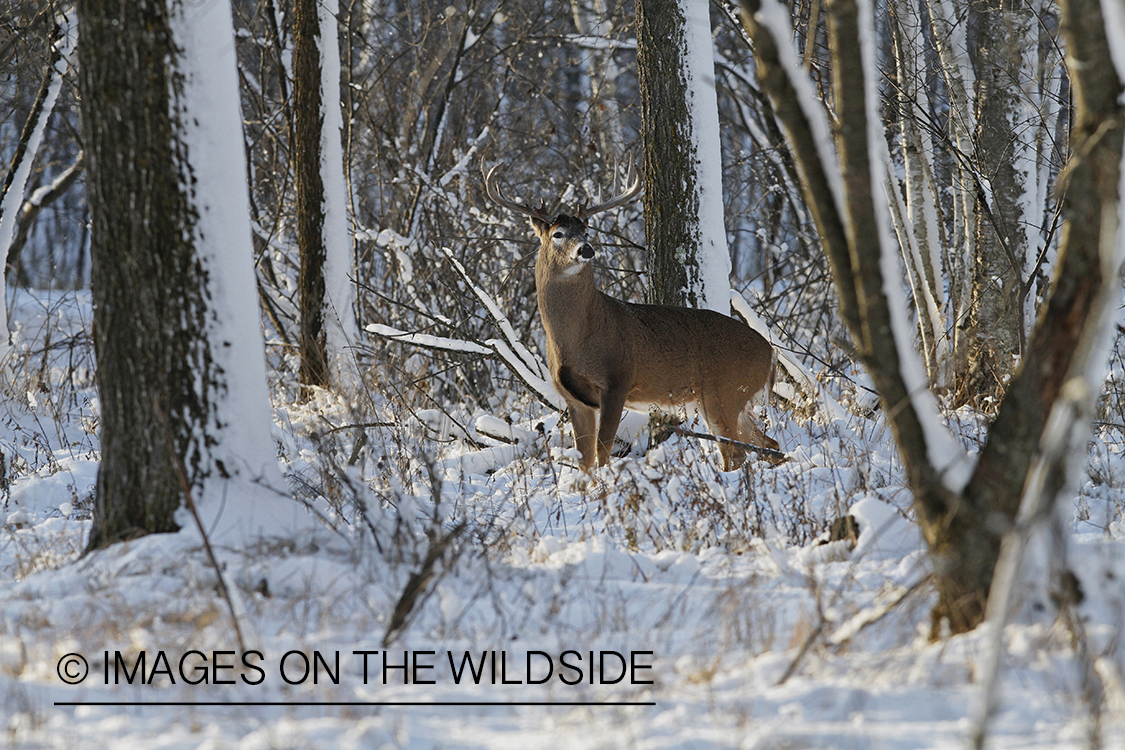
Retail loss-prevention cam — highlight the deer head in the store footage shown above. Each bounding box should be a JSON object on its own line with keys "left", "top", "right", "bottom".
{"left": 485, "top": 163, "right": 640, "bottom": 277}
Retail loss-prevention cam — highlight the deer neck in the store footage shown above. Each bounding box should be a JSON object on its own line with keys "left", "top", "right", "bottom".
{"left": 536, "top": 255, "right": 604, "bottom": 346}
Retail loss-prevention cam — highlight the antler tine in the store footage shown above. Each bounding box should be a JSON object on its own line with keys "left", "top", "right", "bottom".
{"left": 576, "top": 162, "right": 643, "bottom": 220}
{"left": 484, "top": 164, "right": 553, "bottom": 223}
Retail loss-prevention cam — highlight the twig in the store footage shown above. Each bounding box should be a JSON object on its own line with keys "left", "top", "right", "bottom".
{"left": 153, "top": 395, "right": 247, "bottom": 653}
{"left": 827, "top": 574, "right": 933, "bottom": 646}
{"left": 382, "top": 459, "right": 464, "bottom": 647}
{"left": 777, "top": 610, "right": 829, "bottom": 686}
{"left": 658, "top": 424, "right": 788, "bottom": 461}
{"left": 318, "top": 420, "right": 395, "bottom": 435}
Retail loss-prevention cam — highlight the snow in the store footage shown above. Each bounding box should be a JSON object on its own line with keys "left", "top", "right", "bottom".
{"left": 169, "top": 0, "right": 308, "bottom": 544}
{"left": 2, "top": 288, "right": 1125, "bottom": 747}
{"left": 316, "top": 0, "right": 360, "bottom": 390}
{"left": 366, "top": 323, "right": 493, "bottom": 356}
{"left": 475, "top": 415, "right": 536, "bottom": 445}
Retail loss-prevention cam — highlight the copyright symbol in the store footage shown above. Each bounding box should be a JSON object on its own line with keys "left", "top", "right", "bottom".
{"left": 57, "top": 653, "right": 88, "bottom": 684}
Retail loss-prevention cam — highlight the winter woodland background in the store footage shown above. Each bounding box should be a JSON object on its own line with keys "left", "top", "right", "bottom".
{"left": 2, "top": 0, "right": 1125, "bottom": 747}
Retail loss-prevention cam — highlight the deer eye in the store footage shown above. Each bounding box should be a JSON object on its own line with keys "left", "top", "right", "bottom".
{"left": 552, "top": 231, "right": 565, "bottom": 239}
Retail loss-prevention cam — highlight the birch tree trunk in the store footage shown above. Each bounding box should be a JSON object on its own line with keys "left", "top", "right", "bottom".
{"left": 888, "top": 0, "right": 950, "bottom": 389}
{"left": 0, "top": 11, "right": 75, "bottom": 359}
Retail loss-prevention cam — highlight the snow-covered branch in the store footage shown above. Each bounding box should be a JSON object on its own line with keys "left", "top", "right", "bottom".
{"left": 367, "top": 322, "right": 565, "bottom": 411}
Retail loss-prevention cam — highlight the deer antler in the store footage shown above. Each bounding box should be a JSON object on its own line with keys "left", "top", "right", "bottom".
{"left": 484, "top": 164, "right": 554, "bottom": 223}
{"left": 576, "top": 162, "right": 643, "bottom": 220}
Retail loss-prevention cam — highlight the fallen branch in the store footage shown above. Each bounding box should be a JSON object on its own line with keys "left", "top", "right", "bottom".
{"left": 827, "top": 574, "right": 933, "bottom": 646}
{"left": 658, "top": 423, "right": 788, "bottom": 462}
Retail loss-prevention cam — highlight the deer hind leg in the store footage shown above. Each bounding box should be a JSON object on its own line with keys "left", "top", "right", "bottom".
{"left": 718, "top": 426, "right": 747, "bottom": 471}
{"left": 738, "top": 406, "right": 780, "bottom": 457}
{"left": 739, "top": 411, "right": 778, "bottom": 450}
{"left": 705, "top": 400, "right": 778, "bottom": 471}
{"left": 700, "top": 402, "right": 747, "bottom": 472}
{"left": 746, "top": 350, "right": 782, "bottom": 458}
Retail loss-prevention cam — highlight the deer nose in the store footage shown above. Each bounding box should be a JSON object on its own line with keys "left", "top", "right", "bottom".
{"left": 577, "top": 243, "right": 595, "bottom": 260}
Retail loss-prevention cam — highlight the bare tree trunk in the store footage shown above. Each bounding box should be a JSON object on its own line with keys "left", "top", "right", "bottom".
{"left": 79, "top": 0, "right": 199, "bottom": 545}
{"left": 294, "top": 0, "right": 332, "bottom": 393}
{"left": 295, "top": 0, "right": 359, "bottom": 396}
{"left": 738, "top": 0, "right": 1123, "bottom": 635}
{"left": 78, "top": 0, "right": 287, "bottom": 550}
{"left": 636, "top": 0, "right": 729, "bottom": 311}
{"left": 961, "top": 0, "right": 1039, "bottom": 407}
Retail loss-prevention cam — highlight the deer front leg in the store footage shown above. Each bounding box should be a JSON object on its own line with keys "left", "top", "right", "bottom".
{"left": 569, "top": 401, "right": 599, "bottom": 470}
{"left": 595, "top": 384, "right": 629, "bottom": 467}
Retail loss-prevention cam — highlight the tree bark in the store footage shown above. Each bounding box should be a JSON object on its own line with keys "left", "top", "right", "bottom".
{"left": 294, "top": 0, "right": 357, "bottom": 394}
{"left": 636, "top": 0, "right": 729, "bottom": 310}
{"left": 78, "top": 0, "right": 288, "bottom": 550}
{"left": 961, "top": 0, "right": 1039, "bottom": 407}
{"left": 78, "top": 0, "right": 206, "bottom": 546}
{"left": 294, "top": 0, "right": 332, "bottom": 393}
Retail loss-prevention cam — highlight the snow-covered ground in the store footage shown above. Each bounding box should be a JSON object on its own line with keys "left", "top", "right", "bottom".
{"left": 2, "top": 288, "right": 1124, "bottom": 748}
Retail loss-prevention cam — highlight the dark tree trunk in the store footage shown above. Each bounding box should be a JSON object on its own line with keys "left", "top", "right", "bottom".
{"left": 636, "top": 0, "right": 703, "bottom": 308}
{"left": 77, "top": 0, "right": 215, "bottom": 548}
{"left": 294, "top": 0, "right": 331, "bottom": 393}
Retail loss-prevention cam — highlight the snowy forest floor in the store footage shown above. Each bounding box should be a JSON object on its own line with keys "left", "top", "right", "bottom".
{"left": 2, "top": 288, "right": 1125, "bottom": 749}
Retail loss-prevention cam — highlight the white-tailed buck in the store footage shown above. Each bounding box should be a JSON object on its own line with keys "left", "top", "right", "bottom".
{"left": 485, "top": 164, "right": 779, "bottom": 471}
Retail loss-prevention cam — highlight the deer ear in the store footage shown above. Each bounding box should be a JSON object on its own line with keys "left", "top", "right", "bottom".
{"left": 529, "top": 216, "right": 551, "bottom": 235}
